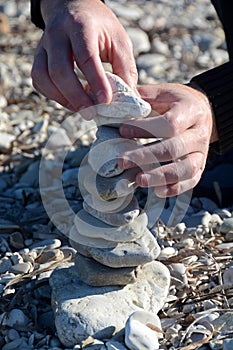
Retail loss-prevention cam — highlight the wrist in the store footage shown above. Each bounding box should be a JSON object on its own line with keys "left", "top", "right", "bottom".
{"left": 186, "top": 81, "right": 219, "bottom": 143}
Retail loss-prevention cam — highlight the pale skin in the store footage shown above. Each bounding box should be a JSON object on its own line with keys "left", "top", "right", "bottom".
{"left": 118, "top": 83, "right": 218, "bottom": 197}
{"left": 31, "top": 0, "right": 218, "bottom": 197}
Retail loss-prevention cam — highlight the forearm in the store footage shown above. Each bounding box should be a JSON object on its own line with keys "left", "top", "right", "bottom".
{"left": 190, "top": 61, "right": 233, "bottom": 154}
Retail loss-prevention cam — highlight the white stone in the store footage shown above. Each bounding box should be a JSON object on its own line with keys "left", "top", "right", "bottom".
{"left": 49, "top": 261, "right": 170, "bottom": 347}
{"left": 83, "top": 196, "right": 140, "bottom": 226}
{"left": 87, "top": 137, "right": 139, "bottom": 178}
{"left": 74, "top": 210, "right": 148, "bottom": 242}
{"left": 81, "top": 163, "right": 138, "bottom": 200}
{"left": 104, "top": 340, "right": 127, "bottom": 349}
{"left": 125, "top": 310, "right": 162, "bottom": 350}
{"left": 0, "top": 133, "right": 15, "bottom": 152}
{"left": 126, "top": 27, "right": 151, "bottom": 56}
{"left": 96, "top": 92, "right": 151, "bottom": 120}
{"left": 105, "top": 71, "right": 132, "bottom": 93}
{"left": 74, "top": 227, "right": 161, "bottom": 268}
{"left": 70, "top": 225, "right": 117, "bottom": 249}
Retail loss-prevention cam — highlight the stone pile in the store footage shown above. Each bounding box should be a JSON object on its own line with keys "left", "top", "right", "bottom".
{"left": 49, "top": 72, "right": 171, "bottom": 348}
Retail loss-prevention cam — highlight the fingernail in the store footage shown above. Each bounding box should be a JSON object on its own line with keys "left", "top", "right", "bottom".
{"left": 137, "top": 173, "right": 150, "bottom": 187}
{"left": 96, "top": 90, "right": 108, "bottom": 104}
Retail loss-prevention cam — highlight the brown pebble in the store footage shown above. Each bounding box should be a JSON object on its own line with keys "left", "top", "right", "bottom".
{"left": 0, "top": 13, "right": 10, "bottom": 34}
{"left": 35, "top": 249, "right": 64, "bottom": 264}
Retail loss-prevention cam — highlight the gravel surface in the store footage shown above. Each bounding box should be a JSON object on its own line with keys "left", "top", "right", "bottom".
{"left": 0, "top": 1, "right": 233, "bottom": 349}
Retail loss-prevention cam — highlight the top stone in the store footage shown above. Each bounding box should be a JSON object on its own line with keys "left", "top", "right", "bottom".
{"left": 94, "top": 72, "right": 151, "bottom": 124}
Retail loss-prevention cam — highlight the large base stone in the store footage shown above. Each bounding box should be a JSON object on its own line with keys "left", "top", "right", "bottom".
{"left": 49, "top": 262, "right": 170, "bottom": 347}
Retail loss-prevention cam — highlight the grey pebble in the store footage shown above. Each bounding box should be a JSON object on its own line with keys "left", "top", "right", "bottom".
{"left": 2, "top": 338, "right": 24, "bottom": 350}
{"left": 28, "top": 239, "right": 61, "bottom": 251}
{"left": 0, "top": 257, "right": 12, "bottom": 274}
{"left": 220, "top": 218, "right": 233, "bottom": 234}
{"left": 1, "top": 309, "right": 28, "bottom": 327}
{"left": 10, "top": 262, "right": 32, "bottom": 274}
{"left": 7, "top": 328, "right": 20, "bottom": 341}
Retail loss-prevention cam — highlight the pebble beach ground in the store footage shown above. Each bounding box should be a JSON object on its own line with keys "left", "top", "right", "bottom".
{"left": 0, "top": 0, "right": 233, "bottom": 349}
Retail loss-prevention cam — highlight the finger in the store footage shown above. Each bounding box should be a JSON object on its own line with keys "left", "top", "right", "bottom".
{"left": 72, "top": 46, "right": 112, "bottom": 103}
{"left": 135, "top": 152, "right": 205, "bottom": 187}
{"left": 46, "top": 33, "right": 94, "bottom": 110}
{"left": 120, "top": 103, "right": 194, "bottom": 139}
{"left": 111, "top": 32, "right": 138, "bottom": 92}
{"left": 119, "top": 127, "right": 209, "bottom": 170}
{"left": 137, "top": 84, "right": 178, "bottom": 114}
{"left": 70, "top": 22, "right": 112, "bottom": 103}
{"left": 154, "top": 168, "right": 203, "bottom": 197}
{"left": 31, "top": 47, "right": 73, "bottom": 109}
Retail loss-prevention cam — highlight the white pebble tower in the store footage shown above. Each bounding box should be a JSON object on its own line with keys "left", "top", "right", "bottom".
{"left": 50, "top": 72, "right": 171, "bottom": 349}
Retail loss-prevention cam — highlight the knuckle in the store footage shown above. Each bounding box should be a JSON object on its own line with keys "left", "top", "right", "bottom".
{"left": 190, "top": 159, "right": 199, "bottom": 177}
{"left": 165, "top": 110, "right": 182, "bottom": 137}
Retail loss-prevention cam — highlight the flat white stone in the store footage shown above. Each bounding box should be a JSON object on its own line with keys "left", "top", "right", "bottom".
{"left": 74, "top": 210, "right": 148, "bottom": 242}
{"left": 125, "top": 310, "right": 162, "bottom": 350}
{"left": 70, "top": 225, "right": 117, "bottom": 249}
{"left": 88, "top": 137, "right": 139, "bottom": 178}
{"left": 83, "top": 196, "right": 140, "bottom": 226}
{"left": 49, "top": 261, "right": 170, "bottom": 347}
{"left": 74, "top": 228, "right": 161, "bottom": 268}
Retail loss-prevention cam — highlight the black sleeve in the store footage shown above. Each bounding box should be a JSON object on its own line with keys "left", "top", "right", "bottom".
{"left": 190, "top": 62, "right": 233, "bottom": 154}
{"left": 30, "top": 0, "right": 105, "bottom": 30}
{"left": 31, "top": 0, "right": 45, "bottom": 30}
{"left": 190, "top": 1, "right": 233, "bottom": 154}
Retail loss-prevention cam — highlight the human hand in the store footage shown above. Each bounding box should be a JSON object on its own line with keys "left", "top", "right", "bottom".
{"left": 31, "top": 0, "right": 137, "bottom": 116}
{"left": 118, "top": 83, "right": 218, "bottom": 197}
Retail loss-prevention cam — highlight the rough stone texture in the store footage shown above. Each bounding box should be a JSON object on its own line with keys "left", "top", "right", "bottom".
{"left": 88, "top": 137, "right": 140, "bottom": 178}
{"left": 96, "top": 94, "right": 151, "bottom": 123}
{"left": 81, "top": 163, "right": 138, "bottom": 200}
{"left": 73, "top": 228, "right": 161, "bottom": 268}
{"left": 83, "top": 196, "right": 140, "bottom": 226}
{"left": 74, "top": 209, "right": 148, "bottom": 242}
{"left": 49, "top": 262, "right": 170, "bottom": 347}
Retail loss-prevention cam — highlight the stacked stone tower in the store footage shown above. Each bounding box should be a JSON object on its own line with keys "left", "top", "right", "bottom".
{"left": 70, "top": 72, "right": 161, "bottom": 285}
{"left": 49, "top": 72, "right": 170, "bottom": 348}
